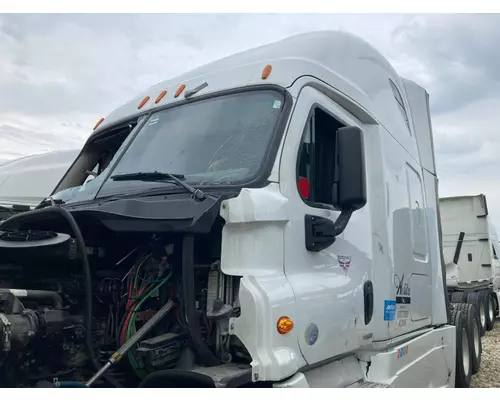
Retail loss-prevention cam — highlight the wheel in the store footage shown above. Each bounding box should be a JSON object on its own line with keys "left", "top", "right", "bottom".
{"left": 451, "top": 303, "right": 481, "bottom": 374}
{"left": 452, "top": 309, "right": 472, "bottom": 388}
{"left": 483, "top": 291, "right": 496, "bottom": 331}
{"left": 467, "top": 292, "right": 487, "bottom": 336}
{"left": 451, "top": 292, "right": 464, "bottom": 303}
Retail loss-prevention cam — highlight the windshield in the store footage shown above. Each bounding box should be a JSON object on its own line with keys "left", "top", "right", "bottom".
{"left": 97, "top": 89, "right": 285, "bottom": 198}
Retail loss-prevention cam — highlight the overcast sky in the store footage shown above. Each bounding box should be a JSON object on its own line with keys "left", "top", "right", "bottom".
{"left": 1, "top": 13, "right": 500, "bottom": 226}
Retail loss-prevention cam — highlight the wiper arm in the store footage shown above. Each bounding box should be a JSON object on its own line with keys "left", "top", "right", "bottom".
{"left": 110, "top": 171, "right": 206, "bottom": 201}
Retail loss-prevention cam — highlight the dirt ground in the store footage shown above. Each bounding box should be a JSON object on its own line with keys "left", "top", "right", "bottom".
{"left": 471, "top": 322, "right": 500, "bottom": 388}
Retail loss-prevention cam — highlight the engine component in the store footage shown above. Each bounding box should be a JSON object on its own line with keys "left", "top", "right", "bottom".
{"left": 206, "top": 267, "right": 233, "bottom": 320}
{"left": 0, "top": 310, "right": 38, "bottom": 351}
{"left": 0, "top": 206, "right": 244, "bottom": 388}
{"left": 0, "top": 230, "right": 71, "bottom": 249}
{"left": 86, "top": 299, "right": 175, "bottom": 387}
{"left": 0, "top": 205, "right": 122, "bottom": 388}
{"left": 182, "top": 235, "right": 220, "bottom": 366}
{"left": 0, "top": 289, "right": 68, "bottom": 352}
{"left": 0, "top": 289, "right": 63, "bottom": 309}
{"left": 136, "top": 332, "right": 188, "bottom": 369}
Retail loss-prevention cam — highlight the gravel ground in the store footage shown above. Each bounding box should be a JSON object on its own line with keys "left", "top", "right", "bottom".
{"left": 471, "top": 322, "right": 500, "bottom": 388}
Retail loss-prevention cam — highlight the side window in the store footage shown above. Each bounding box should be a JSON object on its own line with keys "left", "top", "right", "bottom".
{"left": 493, "top": 245, "right": 498, "bottom": 260}
{"left": 297, "top": 107, "right": 344, "bottom": 207}
{"left": 389, "top": 79, "right": 411, "bottom": 133}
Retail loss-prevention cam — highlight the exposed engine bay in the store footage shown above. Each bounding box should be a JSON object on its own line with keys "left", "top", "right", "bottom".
{"left": 0, "top": 204, "right": 253, "bottom": 388}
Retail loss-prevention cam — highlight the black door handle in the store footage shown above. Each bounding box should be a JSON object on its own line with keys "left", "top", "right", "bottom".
{"left": 364, "top": 280, "right": 373, "bottom": 325}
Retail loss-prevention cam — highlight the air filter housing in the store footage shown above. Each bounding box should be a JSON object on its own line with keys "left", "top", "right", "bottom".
{"left": 0, "top": 230, "right": 71, "bottom": 249}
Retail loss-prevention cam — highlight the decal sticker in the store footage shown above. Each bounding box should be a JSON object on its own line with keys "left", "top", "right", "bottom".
{"left": 338, "top": 255, "right": 351, "bottom": 275}
{"left": 305, "top": 323, "right": 319, "bottom": 346}
{"left": 147, "top": 116, "right": 160, "bottom": 126}
{"left": 397, "top": 345, "right": 409, "bottom": 360}
{"left": 272, "top": 100, "right": 282, "bottom": 109}
{"left": 394, "top": 274, "right": 411, "bottom": 323}
{"left": 384, "top": 300, "right": 396, "bottom": 321}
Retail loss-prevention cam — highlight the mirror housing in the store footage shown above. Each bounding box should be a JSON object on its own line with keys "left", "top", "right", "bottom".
{"left": 334, "top": 126, "right": 367, "bottom": 211}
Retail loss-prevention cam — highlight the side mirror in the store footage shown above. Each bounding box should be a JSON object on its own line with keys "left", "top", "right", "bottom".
{"left": 334, "top": 126, "right": 367, "bottom": 211}
{"left": 304, "top": 125, "right": 367, "bottom": 252}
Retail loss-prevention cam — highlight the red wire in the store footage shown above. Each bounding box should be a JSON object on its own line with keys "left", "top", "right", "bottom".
{"left": 121, "top": 254, "right": 152, "bottom": 345}
{"left": 121, "top": 284, "right": 149, "bottom": 345}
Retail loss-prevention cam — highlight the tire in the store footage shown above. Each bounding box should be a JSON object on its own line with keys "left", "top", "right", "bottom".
{"left": 467, "top": 292, "right": 487, "bottom": 336}
{"left": 452, "top": 309, "right": 472, "bottom": 388}
{"left": 451, "top": 303, "right": 482, "bottom": 374}
{"left": 451, "top": 292, "right": 465, "bottom": 303}
{"left": 483, "top": 291, "right": 495, "bottom": 331}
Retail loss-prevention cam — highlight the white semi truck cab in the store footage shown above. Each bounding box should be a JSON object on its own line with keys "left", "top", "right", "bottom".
{"left": 0, "top": 150, "right": 79, "bottom": 220}
{"left": 0, "top": 31, "right": 477, "bottom": 388}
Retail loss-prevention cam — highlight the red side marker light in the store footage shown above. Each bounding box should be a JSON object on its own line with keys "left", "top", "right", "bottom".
{"left": 298, "top": 177, "right": 310, "bottom": 199}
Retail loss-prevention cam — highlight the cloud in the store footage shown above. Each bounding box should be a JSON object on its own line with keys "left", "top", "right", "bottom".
{"left": 393, "top": 14, "right": 500, "bottom": 114}
{"left": 1, "top": 13, "right": 500, "bottom": 230}
{"left": 0, "top": 13, "right": 411, "bottom": 159}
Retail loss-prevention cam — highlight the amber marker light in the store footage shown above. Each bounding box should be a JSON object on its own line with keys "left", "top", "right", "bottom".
{"left": 137, "top": 96, "right": 150, "bottom": 110}
{"left": 155, "top": 90, "right": 168, "bottom": 104}
{"left": 93, "top": 118, "right": 104, "bottom": 130}
{"left": 277, "top": 316, "right": 294, "bottom": 335}
{"left": 175, "top": 84, "right": 186, "bottom": 98}
{"left": 262, "top": 64, "right": 272, "bottom": 80}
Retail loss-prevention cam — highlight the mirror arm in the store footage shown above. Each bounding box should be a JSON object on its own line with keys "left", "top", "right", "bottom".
{"left": 333, "top": 209, "right": 353, "bottom": 236}
{"left": 304, "top": 209, "right": 353, "bottom": 252}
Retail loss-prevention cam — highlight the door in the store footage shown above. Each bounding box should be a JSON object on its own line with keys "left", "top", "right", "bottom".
{"left": 400, "top": 163, "right": 431, "bottom": 324}
{"left": 279, "top": 86, "right": 374, "bottom": 365}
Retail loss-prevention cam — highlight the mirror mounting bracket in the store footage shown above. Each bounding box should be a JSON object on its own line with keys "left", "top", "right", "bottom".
{"left": 304, "top": 210, "right": 353, "bottom": 252}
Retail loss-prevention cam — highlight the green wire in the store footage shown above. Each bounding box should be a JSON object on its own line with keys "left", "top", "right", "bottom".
{"left": 125, "top": 271, "right": 173, "bottom": 377}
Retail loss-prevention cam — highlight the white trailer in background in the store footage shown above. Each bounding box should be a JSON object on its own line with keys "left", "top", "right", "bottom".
{"left": 0, "top": 150, "right": 79, "bottom": 220}
{"left": 440, "top": 194, "right": 500, "bottom": 335}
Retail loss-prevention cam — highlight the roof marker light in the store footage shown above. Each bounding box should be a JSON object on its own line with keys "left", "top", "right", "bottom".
{"left": 155, "top": 90, "right": 168, "bottom": 104}
{"left": 93, "top": 118, "right": 105, "bottom": 130}
{"left": 262, "top": 64, "right": 272, "bottom": 80}
{"left": 138, "top": 96, "right": 150, "bottom": 110}
{"left": 175, "top": 84, "right": 186, "bottom": 98}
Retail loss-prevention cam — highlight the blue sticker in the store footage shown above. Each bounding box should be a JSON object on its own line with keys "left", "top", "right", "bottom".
{"left": 384, "top": 300, "right": 396, "bottom": 321}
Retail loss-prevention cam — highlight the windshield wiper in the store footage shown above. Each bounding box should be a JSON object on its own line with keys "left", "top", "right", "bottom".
{"left": 110, "top": 171, "right": 206, "bottom": 201}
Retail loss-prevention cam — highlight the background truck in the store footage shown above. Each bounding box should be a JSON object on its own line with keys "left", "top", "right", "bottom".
{"left": 0, "top": 150, "right": 79, "bottom": 220}
{"left": 0, "top": 30, "right": 486, "bottom": 388}
{"left": 441, "top": 194, "right": 500, "bottom": 336}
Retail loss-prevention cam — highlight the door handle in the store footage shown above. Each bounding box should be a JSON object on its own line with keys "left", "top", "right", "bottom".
{"left": 364, "top": 280, "right": 373, "bottom": 325}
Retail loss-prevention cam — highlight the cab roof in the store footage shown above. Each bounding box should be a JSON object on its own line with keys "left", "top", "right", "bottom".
{"left": 92, "top": 30, "right": 413, "bottom": 141}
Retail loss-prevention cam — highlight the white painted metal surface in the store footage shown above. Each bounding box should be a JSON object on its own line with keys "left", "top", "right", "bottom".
{"left": 357, "top": 325, "right": 455, "bottom": 388}
{"left": 0, "top": 149, "right": 79, "bottom": 209}
{"left": 440, "top": 194, "right": 500, "bottom": 289}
